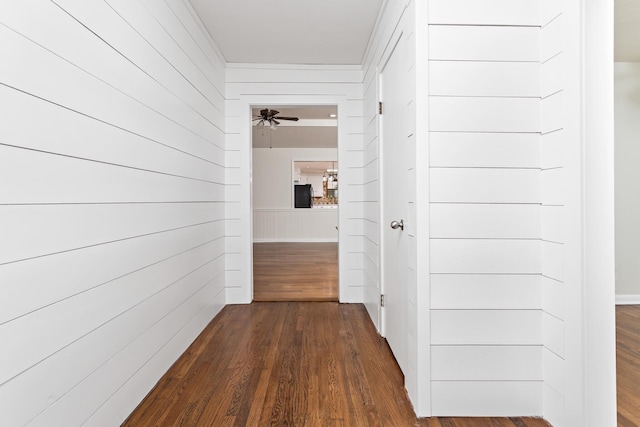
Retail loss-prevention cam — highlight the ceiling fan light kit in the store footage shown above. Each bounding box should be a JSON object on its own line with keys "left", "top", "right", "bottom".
{"left": 252, "top": 108, "right": 299, "bottom": 130}
{"left": 252, "top": 108, "right": 304, "bottom": 149}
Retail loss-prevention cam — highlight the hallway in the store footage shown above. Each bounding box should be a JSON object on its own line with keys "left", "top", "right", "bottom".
{"left": 0, "top": 1, "right": 616, "bottom": 425}
{"left": 123, "top": 301, "right": 550, "bottom": 426}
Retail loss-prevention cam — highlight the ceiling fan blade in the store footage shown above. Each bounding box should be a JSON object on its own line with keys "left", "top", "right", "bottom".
{"left": 269, "top": 109, "right": 279, "bottom": 117}
{"left": 259, "top": 108, "right": 269, "bottom": 117}
{"left": 274, "top": 116, "right": 299, "bottom": 121}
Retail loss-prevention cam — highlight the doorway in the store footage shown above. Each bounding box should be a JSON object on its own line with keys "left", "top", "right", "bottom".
{"left": 614, "top": 33, "right": 640, "bottom": 426}
{"left": 614, "top": 0, "right": 640, "bottom": 422}
{"left": 379, "top": 34, "right": 410, "bottom": 375}
{"left": 250, "top": 105, "right": 339, "bottom": 301}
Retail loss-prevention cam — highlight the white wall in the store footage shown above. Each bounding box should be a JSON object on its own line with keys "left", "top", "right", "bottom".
{"left": 252, "top": 147, "right": 339, "bottom": 242}
{"left": 253, "top": 147, "right": 337, "bottom": 209}
{"left": 362, "top": 0, "right": 616, "bottom": 424}
{"left": 225, "top": 64, "right": 365, "bottom": 303}
{"left": 580, "top": 0, "right": 617, "bottom": 423}
{"left": 0, "top": 1, "right": 227, "bottom": 425}
{"left": 539, "top": 0, "right": 617, "bottom": 425}
{"left": 428, "top": 0, "right": 543, "bottom": 416}
{"left": 539, "top": 2, "right": 567, "bottom": 423}
{"left": 615, "top": 62, "right": 640, "bottom": 301}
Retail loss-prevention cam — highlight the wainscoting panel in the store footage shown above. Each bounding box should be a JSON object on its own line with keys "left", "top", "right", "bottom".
{"left": 253, "top": 209, "right": 338, "bottom": 242}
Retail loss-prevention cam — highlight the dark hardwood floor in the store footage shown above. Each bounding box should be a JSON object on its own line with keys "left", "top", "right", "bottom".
{"left": 123, "top": 301, "right": 550, "bottom": 427}
{"left": 617, "top": 305, "right": 640, "bottom": 426}
{"left": 253, "top": 242, "right": 338, "bottom": 302}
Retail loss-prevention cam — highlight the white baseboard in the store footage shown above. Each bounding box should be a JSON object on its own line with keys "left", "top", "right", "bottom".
{"left": 253, "top": 238, "right": 338, "bottom": 243}
{"left": 615, "top": 294, "right": 640, "bottom": 305}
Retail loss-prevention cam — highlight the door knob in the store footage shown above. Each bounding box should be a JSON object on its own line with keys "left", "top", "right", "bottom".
{"left": 390, "top": 220, "right": 404, "bottom": 230}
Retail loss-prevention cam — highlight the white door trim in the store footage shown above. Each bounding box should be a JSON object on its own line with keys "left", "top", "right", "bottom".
{"left": 232, "top": 94, "right": 350, "bottom": 304}
{"left": 375, "top": 2, "right": 432, "bottom": 416}
{"left": 413, "top": 0, "right": 431, "bottom": 416}
{"left": 580, "top": 0, "right": 617, "bottom": 424}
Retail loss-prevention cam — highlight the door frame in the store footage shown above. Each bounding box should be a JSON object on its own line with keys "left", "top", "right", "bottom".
{"left": 376, "top": 3, "right": 432, "bottom": 416}
{"left": 233, "top": 94, "right": 350, "bottom": 303}
{"left": 378, "top": 30, "right": 405, "bottom": 339}
{"left": 573, "top": 0, "right": 616, "bottom": 424}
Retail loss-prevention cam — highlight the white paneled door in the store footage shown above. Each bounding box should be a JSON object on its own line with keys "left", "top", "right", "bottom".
{"left": 380, "top": 35, "right": 409, "bottom": 375}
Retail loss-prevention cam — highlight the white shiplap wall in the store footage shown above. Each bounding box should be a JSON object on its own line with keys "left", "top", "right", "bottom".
{"left": 428, "top": 0, "right": 544, "bottom": 416}
{"left": 225, "top": 64, "right": 365, "bottom": 303}
{"left": 540, "top": 1, "right": 567, "bottom": 424}
{"left": 0, "top": 0, "right": 227, "bottom": 425}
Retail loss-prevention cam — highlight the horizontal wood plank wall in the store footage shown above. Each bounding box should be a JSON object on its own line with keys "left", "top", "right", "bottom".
{"left": 428, "top": 0, "right": 543, "bottom": 416}
{"left": 540, "top": 1, "right": 567, "bottom": 424}
{"left": 225, "top": 65, "right": 365, "bottom": 303}
{"left": 0, "top": 0, "right": 227, "bottom": 425}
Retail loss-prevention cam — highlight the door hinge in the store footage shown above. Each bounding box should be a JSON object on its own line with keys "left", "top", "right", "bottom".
{"left": 378, "top": 101, "right": 383, "bottom": 115}
{"left": 380, "top": 294, "right": 385, "bottom": 307}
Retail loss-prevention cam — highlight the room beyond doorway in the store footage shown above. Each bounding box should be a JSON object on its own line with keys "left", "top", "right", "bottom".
{"left": 251, "top": 104, "right": 340, "bottom": 301}
{"left": 253, "top": 242, "right": 338, "bottom": 301}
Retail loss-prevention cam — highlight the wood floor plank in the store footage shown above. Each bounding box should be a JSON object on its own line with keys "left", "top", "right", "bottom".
{"left": 253, "top": 242, "right": 338, "bottom": 301}
{"left": 617, "top": 305, "right": 640, "bottom": 426}
{"left": 122, "top": 302, "right": 551, "bottom": 426}
{"left": 124, "top": 242, "right": 559, "bottom": 427}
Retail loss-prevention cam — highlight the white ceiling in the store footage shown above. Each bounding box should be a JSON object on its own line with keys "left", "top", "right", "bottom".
{"left": 616, "top": 0, "right": 640, "bottom": 61}
{"left": 190, "top": 1, "right": 638, "bottom": 63}
{"left": 252, "top": 126, "right": 337, "bottom": 149}
{"left": 188, "top": 0, "right": 384, "bottom": 65}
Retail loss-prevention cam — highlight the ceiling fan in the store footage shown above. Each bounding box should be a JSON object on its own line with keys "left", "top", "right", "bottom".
{"left": 252, "top": 108, "right": 299, "bottom": 130}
